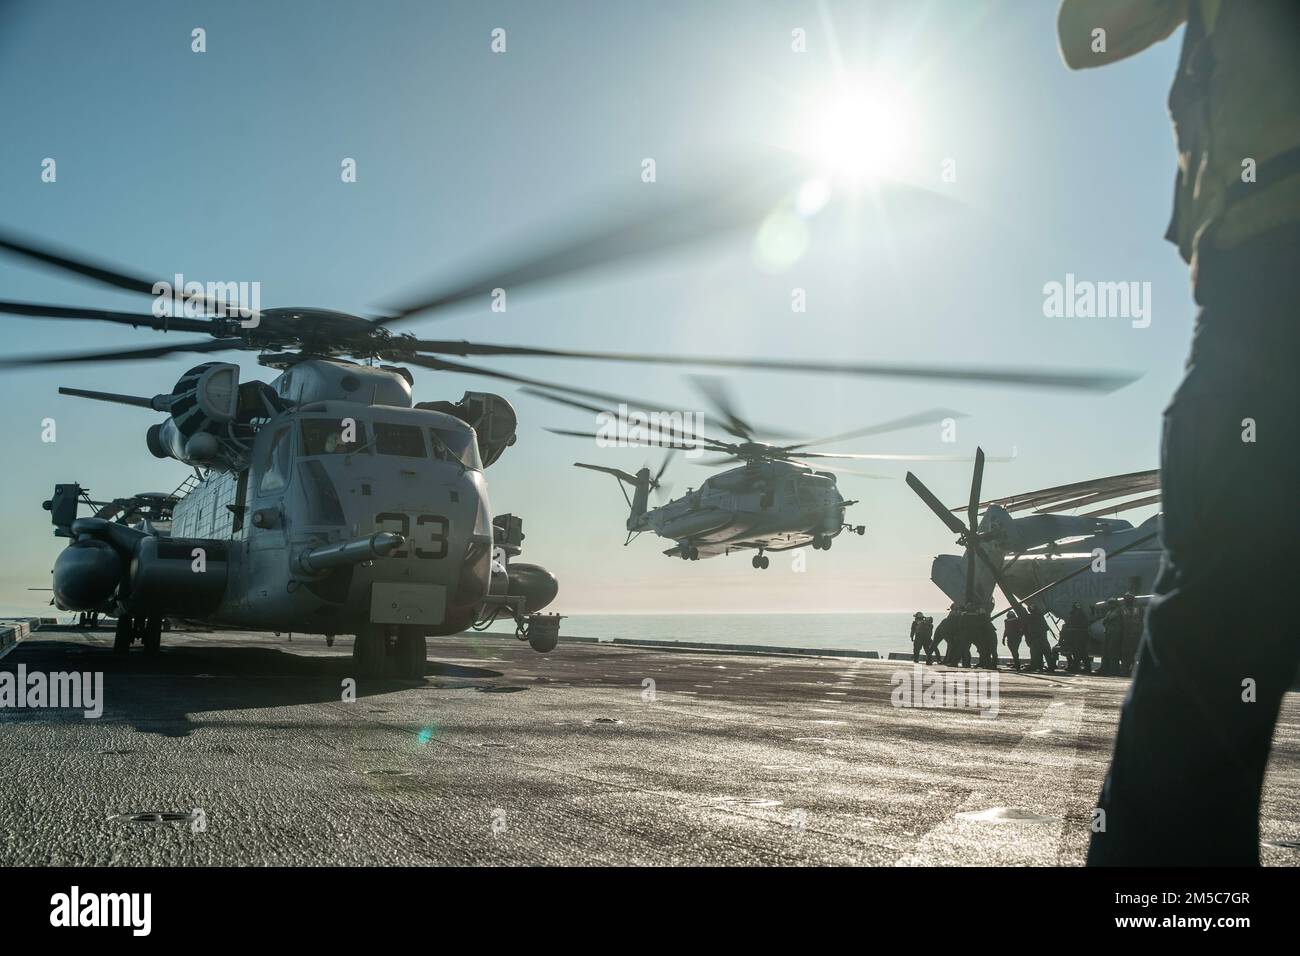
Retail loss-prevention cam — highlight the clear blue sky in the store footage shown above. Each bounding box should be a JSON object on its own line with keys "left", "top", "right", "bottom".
{"left": 0, "top": 0, "right": 1189, "bottom": 616}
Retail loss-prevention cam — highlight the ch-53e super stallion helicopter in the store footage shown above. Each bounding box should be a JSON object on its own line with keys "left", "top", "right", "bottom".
{"left": 0, "top": 172, "right": 1138, "bottom": 677}
{"left": 907, "top": 451, "right": 1161, "bottom": 648}
{"left": 530, "top": 379, "right": 1000, "bottom": 568}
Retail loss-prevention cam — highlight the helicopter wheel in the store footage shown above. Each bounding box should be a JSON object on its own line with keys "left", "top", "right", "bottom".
{"left": 393, "top": 626, "right": 427, "bottom": 680}
{"left": 760, "top": 555, "right": 770, "bottom": 569}
{"left": 820, "top": 535, "right": 832, "bottom": 550}
{"left": 112, "top": 615, "right": 133, "bottom": 654}
{"left": 141, "top": 616, "right": 163, "bottom": 654}
{"left": 352, "top": 626, "right": 387, "bottom": 679}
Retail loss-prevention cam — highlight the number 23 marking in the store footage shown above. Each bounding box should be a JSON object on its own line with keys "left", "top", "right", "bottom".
{"left": 375, "top": 512, "right": 449, "bottom": 559}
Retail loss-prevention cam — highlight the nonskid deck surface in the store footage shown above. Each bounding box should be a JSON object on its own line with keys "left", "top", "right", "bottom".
{"left": 2, "top": 628, "right": 1297, "bottom": 866}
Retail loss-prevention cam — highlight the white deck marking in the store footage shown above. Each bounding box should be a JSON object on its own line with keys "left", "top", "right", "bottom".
{"left": 896, "top": 695, "right": 1086, "bottom": 866}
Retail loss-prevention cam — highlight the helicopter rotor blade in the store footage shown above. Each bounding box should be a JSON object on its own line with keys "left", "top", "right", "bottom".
{"left": 0, "top": 338, "right": 244, "bottom": 369}
{"left": 969, "top": 539, "right": 1027, "bottom": 618}
{"left": 654, "top": 448, "right": 673, "bottom": 485}
{"left": 964, "top": 448, "right": 986, "bottom": 605}
{"left": 516, "top": 386, "right": 733, "bottom": 448}
{"left": 0, "top": 300, "right": 219, "bottom": 334}
{"left": 57, "top": 386, "right": 166, "bottom": 410}
{"left": 686, "top": 374, "right": 759, "bottom": 441}
{"left": 968, "top": 447, "right": 986, "bottom": 532}
{"left": 795, "top": 450, "right": 983, "bottom": 462}
{"left": 779, "top": 408, "right": 968, "bottom": 451}
{"left": 905, "top": 471, "right": 969, "bottom": 537}
{"left": 407, "top": 343, "right": 1137, "bottom": 393}
{"left": 0, "top": 228, "right": 171, "bottom": 297}
{"left": 403, "top": 354, "right": 707, "bottom": 414}
{"left": 375, "top": 157, "right": 822, "bottom": 326}
{"left": 544, "top": 427, "right": 712, "bottom": 452}
{"left": 0, "top": 229, "right": 250, "bottom": 319}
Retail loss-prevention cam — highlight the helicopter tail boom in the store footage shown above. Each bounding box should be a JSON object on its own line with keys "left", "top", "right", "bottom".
{"left": 573, "top": 462, "right": 653, "bottom": 530}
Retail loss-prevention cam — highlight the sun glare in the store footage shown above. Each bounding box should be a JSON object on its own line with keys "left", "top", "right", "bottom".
{"left": 802, "top": 82, "right": 913, "bottom": 183}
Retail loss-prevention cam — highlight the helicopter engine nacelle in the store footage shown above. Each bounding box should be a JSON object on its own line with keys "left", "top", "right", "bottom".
{"left": 52, "top": 537, "right": 123, "bottom": 611}
{"left": 416, "top": 392, "right": 517, "bottom": 467}
{"left": 145, "top": 363, "right": 267, "bottom": 472}
{"left": 124, "top": 536, "right": 229, "bottom": 617}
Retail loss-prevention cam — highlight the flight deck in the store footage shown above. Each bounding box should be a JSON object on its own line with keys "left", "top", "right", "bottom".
{"left": 2, "top": 626, "right": 1298, "bottom": 866}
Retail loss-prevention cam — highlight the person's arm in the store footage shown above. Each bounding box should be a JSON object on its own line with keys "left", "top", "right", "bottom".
{"left": 1057, "top": 0, "right": 1187, "bottom": 70}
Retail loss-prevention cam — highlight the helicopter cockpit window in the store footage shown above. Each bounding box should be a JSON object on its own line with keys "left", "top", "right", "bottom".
{"left": 375, "top": 423, "right": 426, "bottom": 458}
{"left": 301, "top": 418, "right": 368, "bottom": 456}
{"left": 429, "top": 427, "right": 482, "bottom": 470}
{"left": 258, "top": 426, "right": 292, "bottom": 493}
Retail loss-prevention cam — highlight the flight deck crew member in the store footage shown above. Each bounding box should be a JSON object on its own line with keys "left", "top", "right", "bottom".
{"left": 938, "top": 605, "right": 967, "bottom": 667}
{"left": 954, "top": 609, "right": 976, "bottom": 668}
{"left": 933, "top": 606, "right": 954, "bottom": 664}
{"left": 1003, "top": 611, "right": 1025, "bottom": 671}
{"left": 1060, "top": 0, "right": 1300, "bottom": 866}
{"left": 911, "top": 612, "right": 936, "bottom": 664}
{"left": 1118, "top": 592, "right": 1143, "bottom": 676}
{"left": 1062, "top": 603, "right": 1092, "bottom": 674}
{"left": 1101, "top": 599, "right": 1124, "bottom": 676}
{"left": 1025, "top": 604, "right": 1053, "bottom": 673}
{"left": 974, "top": 609, "right": 999, "bottom": 670}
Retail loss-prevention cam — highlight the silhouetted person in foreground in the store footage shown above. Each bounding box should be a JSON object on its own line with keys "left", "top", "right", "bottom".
{"left": 1059, "top": 0, "right": 1300, "bottom": 866}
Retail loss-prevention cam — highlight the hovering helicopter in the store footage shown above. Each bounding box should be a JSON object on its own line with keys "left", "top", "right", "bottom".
{"left": 531, "top": 379, "right": 994, "bottom": 568}
{"left": 0, "top": 170, "right": 1140, "bottom": 676}
{"left": 906, "top": 452, "right": 1161, "bottom": 647}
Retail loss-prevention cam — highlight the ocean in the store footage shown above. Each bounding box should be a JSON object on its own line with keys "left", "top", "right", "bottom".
{"left": 485, "top": 612, "right": 920, "bottom": 656}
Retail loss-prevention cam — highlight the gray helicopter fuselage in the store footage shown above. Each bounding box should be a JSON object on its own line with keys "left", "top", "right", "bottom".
{"left": 641, "top": 459, "right": 849, "bottom": 558}
{"left": 47, "top": 357, "right": 535, "bottom": 641}
{"left": 173, "top": 398, "right": 493, "bottom": 636}
{"left": 929, "top": 510, "right": 1162, "bottom": 642}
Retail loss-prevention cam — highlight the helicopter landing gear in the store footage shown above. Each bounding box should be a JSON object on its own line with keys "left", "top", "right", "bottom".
{"left": 679, "top": 544, "right": 699, "bottom": 560}
{"left": 392, "top": 625, "right": 427, "bottom": 680}
{"left": 353, "top": 625, "right": 426, "bottom": 679}
{"left": 111, "top": 614, "right": 162, "bottom": 654}
{"left": 352, "top": 625, "right": 387, "bottom": 679}
{"left": 812, "top": 534, "right": 833, "bottom": 550}
{"left": 113, "top": 615, "right": 133, "bottom": 654}
{"left": 140, "top": 616, "right": 162, "bottom": 654}
{"left": 751, "top": 553, "right": 770, "bottom": 570}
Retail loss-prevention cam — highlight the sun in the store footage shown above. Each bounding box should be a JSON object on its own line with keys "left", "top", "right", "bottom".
{"left": 801, "top": 81, "right": 914, "bottom": 183}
